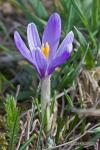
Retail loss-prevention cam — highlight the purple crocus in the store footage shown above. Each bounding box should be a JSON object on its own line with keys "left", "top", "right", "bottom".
{"left": 14, "top": 13, "right": 74, "bottom": 79}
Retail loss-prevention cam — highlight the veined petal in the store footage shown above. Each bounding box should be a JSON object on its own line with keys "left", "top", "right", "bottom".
{"left": 48, "top": 31, "right": 74, "bottom": 75}
{"left": 48, "top": 50, "right": 71, "bottom": 75}
{"left": 35, "top": 48, "right": 47, "bottom": 78}
{"left": 42, "top": 13, "right": 61, "bottom": 60}
{"left": 27, "top": 23, "right": 41, "bottom": 50}
{"left": 14, "top": 31, "right": 33, "bottom": 63}
{"left": 56, "top": 31, "right": 74, "bottom": 57}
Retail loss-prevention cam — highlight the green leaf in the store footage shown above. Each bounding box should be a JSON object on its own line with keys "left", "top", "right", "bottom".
{"left": 85, "top": 48, "right": 94, "bottom": 69}
{"left": 92, "top": 0, "right": 99, "bottom": 30}
{"left": 50, "top": 94, "right": 56, "bottom": 114}
{"left": 0, "top": 21, "right": 7, "bottom": 34}
{"left": 74, "top": 27, "right": 94, "bottom": 69}
{"left": 69, "top": 115, "right": 79, "bottom": 131}
{"left": 66, "top": 4, "right": 74, "bottom": 32}
{"left": 19, "top": 136, "right": 34, "bottom": 150}
{"left": 75, "top": 145, "right": 84, "bottom": 150}
{"left": 71, "top": 0, "right": 89, "bottom": 27}
{"left": 13, "top": 0, "right": 45, "bottom": 29}
{"left": 63, "top": 1, "right": 74, "bottom": 33}
{"left": 5, "top": 95, "right": 19, "bottom": 150}
{"left": 92, "top": 127, "right": 100, "bottom": 133}
{"left": 74, "top": 26, "right": 87, "bottom": 47}
{"left": 56, "top": 117, "right": 66, "bottom": 143}
{"left": 64, "top": 90, "right": 73, "bottom": 107}
{"left": 72, "top": 0, "right": 96, "bottom": 47}
{"left": 29, "top": 0, "right": 48, "bottom": 18}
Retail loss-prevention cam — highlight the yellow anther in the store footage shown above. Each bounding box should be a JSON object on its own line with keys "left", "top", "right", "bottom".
{"left": 42, "top": 42, "right": 50, "bottom": 58}
{"left": 41, "top": 43, "right": 45, "bottom": 52}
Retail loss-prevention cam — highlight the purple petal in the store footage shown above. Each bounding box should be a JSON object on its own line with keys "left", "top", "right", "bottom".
{"left": 47, "top": 51, "right": 71, "bottom": 75}
{"left": 42, "top": 13, "right": 61, "bottom": 60}
{"left": 14, "top": 31, "right": 44, "bottom": 77}
{"left": 48, "top": 31, "right": 74, "bottom": 75}
{"left": 14, "top": 31, "right": 33, "bottom": 63}
{"left": 35, "top": 49, "right": 47, "bottom": 78}
{"left": 56, "top": 31, "right": 74, "bottom": 57}
{"left": 27, "top": 23, "right": 41, "bottom": 50}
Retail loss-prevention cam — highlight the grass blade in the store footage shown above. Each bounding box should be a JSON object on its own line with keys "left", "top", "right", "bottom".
{"left": 19, "top": 136, "right": 34, "bottom": 150}
{"left": 92, "top": 0, "right": 99, "bottom": 30}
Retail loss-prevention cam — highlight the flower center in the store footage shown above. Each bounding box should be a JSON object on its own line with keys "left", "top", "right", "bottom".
{"left": 41, "top": 42, "right": 50, "bottom": 58}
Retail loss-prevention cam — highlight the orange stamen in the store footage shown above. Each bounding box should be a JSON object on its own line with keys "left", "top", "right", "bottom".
{"left": 42, "top": 42, "right": 50, "bottom": 58}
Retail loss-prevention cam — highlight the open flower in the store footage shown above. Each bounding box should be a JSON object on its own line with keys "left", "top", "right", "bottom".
{"left": 14, "top": 13, "right": 74, "bottom": 79}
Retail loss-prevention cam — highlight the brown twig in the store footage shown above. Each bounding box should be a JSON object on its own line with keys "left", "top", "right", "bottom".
{"left": 16, "top": 121, "right": 27, "bottom": 150}
{"left": 72, "top": 107, "right": 100, "bottom": 116}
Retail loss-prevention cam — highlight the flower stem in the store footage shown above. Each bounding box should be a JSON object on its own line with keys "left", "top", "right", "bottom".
{"left": 41, "top": 76, "right": 51, "bottom": 132}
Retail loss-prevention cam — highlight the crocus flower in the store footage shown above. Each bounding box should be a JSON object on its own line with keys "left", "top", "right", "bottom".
{"left": 14, "top": 13, "right": 74, "bottom": 79}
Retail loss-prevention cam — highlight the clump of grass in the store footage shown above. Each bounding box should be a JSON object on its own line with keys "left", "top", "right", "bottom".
{"left": 5, "top": 95, "right": 19, "bottom": 150}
